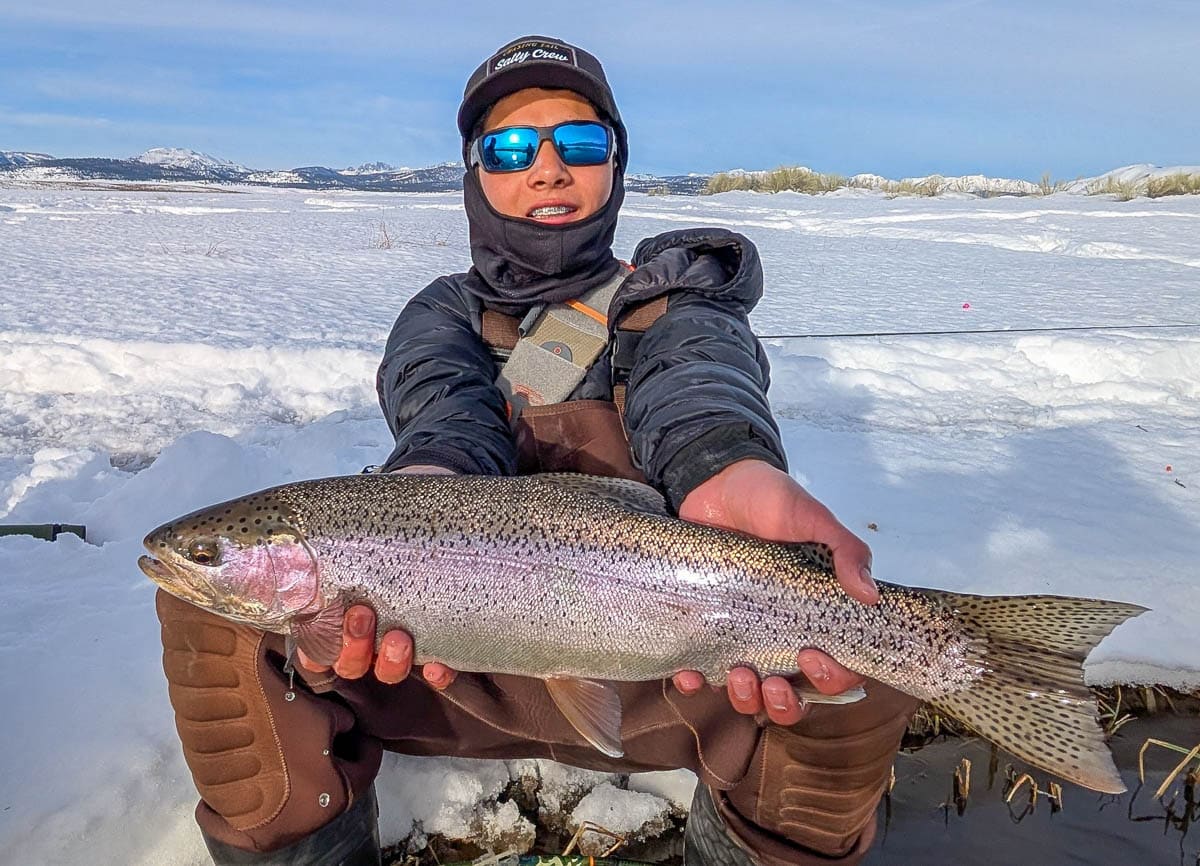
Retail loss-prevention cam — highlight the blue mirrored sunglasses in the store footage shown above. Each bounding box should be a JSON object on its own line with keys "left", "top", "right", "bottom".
{"left": 470, "top": 121, "right": 613, "bottom": 173}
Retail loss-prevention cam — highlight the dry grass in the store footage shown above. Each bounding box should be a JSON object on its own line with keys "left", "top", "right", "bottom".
{"left": 704, "top": 166, "right": 849, "bottom": 195}
{"left": 369, "top": 221, "right": 449, "bottom": 250}
{"left": 370, "top": 221, "right": 393, "bottom": 249}
{"left": 1146, "top": 172, "right": 1200, "bottom": 198}
{"left": 1087, "top": 176, "right": 1142, "bottom": 200}
{"left": 877, "top": 175, "right": 945, "bottom": 198}
{"left": 1036, "top": 172, "right": 1068, "bottom": 196}
{"left": 1138, "top": 737, "right": 1200, "bottom": 799}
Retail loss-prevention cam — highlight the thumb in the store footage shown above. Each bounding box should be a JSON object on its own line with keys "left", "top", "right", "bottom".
{"left": 832, "top": 543, "right": 879, "bottom": 605}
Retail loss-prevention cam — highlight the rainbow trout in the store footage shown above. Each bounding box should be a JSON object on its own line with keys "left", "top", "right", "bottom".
{"left": 139, "top": 473, "right": 1145, "bottom": 794}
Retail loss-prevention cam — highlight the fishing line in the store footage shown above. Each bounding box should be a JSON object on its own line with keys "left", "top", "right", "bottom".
{"left": 756, "top": 322, "right": 1200, "bottom": 340}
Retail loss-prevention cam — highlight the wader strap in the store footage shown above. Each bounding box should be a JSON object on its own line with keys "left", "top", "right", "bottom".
{"left": 481, "top": 311, "right": 520, "bottom": 351}
{"left": 494, "top": 271, "right": 626, "bottom": 420}
{"left": 611, "top": 295, "right": 669, "bottom": 415}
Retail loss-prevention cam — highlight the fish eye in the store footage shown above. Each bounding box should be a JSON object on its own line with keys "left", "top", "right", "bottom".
{"left": 187, "top": 541, "right": 221, "bottom": 566}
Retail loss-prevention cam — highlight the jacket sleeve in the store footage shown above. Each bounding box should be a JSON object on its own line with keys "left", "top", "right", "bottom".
{"left": 618, "top": 230, "right": 787, "bottom": 510}
{"left": 376, "top": 278, "right": 516, "bottom": 476}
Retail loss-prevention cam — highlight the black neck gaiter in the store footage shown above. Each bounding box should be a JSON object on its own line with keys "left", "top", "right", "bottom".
{"left": 461, "top": 167, "right": 625, "bottom": 314}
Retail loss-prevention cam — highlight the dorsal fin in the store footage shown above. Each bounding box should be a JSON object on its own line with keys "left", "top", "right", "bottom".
{"left": 532, "top": 473, "right": 668, "bottom": 516}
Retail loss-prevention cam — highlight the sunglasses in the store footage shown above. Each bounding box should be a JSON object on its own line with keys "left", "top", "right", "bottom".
{"left": 470, "top": 120, "right": 613, "bottom": 173}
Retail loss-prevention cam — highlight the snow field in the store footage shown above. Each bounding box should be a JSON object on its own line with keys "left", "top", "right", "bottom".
{"left": 0, "top": 183, "right": 1198, "bottom": 864}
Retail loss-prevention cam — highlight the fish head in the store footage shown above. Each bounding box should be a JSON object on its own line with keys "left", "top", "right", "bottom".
{"left": 138, "top": 490, "right": 322, "bottom": 630}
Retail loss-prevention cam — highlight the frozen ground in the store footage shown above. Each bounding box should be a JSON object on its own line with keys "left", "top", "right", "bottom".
{"left": 1, "top": 183, "right": 1198, "bottom": 864}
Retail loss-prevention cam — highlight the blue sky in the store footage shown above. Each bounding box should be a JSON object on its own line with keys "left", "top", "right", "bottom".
{"left": 1, "top": 0, "right": 1197, "bottom": 178}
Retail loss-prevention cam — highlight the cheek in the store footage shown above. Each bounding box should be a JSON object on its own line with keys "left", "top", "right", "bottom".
{"left": 577, "top": 165, "right": 614, "bottom": 212}
{"left": 478, "top": 169, "right": 524, "bottom": 218}
{"left": 218, "top": 542, "right": 319, "bottom": 614}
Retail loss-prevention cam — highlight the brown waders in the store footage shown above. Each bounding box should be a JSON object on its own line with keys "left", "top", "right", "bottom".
{"left": 157, "top": 401, "right": 917, "bottom": 864}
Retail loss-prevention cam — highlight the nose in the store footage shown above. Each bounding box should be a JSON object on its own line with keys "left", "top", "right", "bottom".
{"left": 525, "top": 139, "right": 572, "bottom": 188}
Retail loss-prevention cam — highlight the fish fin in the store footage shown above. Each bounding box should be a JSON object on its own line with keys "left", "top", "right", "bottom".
{"left": 544, "top": 677, "right": 625, "bottom": 758}
{"left": 290, "top": 601, "right": 345, "bottom": 668}
{"left": 925, "top": 591, "right": 1147, "bottom": 794}
{"left": 795, "top": 684, "right": 866, "bottom": 705}
{"left": 533, "top": 474, "right": 669, "bottom": 517}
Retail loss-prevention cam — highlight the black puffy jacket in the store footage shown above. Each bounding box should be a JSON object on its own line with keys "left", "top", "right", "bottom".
{"left": 376, "top": 227, "right": 787, "bottom": 510}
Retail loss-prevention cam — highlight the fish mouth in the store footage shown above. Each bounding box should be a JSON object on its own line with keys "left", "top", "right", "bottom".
{"left": 138, "top": 554, "right": 213, "bottom": 605}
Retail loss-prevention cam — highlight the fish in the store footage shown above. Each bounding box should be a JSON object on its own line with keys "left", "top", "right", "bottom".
{"left": 138, "top": 472, "right": 1146, "bottom": 794}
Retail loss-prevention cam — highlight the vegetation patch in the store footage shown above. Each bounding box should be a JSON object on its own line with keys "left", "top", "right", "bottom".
{"left": 704, "top": 166, "right": 852, "bottom": 195}
{"left": 1087, "top": 172, "right": 1200, "bottom": 200}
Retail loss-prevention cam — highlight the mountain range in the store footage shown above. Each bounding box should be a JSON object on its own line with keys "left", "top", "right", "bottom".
{"left": 0, "top": 147, "right": 710, "bottom": 194}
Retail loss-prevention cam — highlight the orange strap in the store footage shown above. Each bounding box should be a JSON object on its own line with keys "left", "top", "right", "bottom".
{"left": 564, "top": 298, "right": 608, "bottom": 326}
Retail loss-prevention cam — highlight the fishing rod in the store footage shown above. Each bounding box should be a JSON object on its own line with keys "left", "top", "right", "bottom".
{"left": 756, "top": 322, "right": 1200, "bottom": 340}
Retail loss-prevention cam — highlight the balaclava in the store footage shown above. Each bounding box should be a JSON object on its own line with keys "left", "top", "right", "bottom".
{"left": 458, "top": 35, "right": 630, "bottom": 312}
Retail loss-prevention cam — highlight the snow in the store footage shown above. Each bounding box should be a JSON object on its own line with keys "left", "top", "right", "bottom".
{"left": 135, "top": 147, "right": 250, "bottom": 174}
{"left": 569, "top": 783, "right": 672, "bottom": 854}
{"left": 0, "top": 183, "right": 1198, "bottom": 864}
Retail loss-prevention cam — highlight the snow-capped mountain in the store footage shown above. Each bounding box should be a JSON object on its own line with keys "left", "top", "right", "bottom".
{"left": 340, "top": 161, "right": 408, "bottom": 175}
{"left": 0, "top": 149, "right": 472, "bottom": 191}
{"left": 0, "top": 151, "right": 54, "bottom": 168}
{"left": 134, "top": 147, "right": 250, "bottom": 175}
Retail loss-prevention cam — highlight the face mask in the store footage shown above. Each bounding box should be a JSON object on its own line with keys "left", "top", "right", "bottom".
{"left": 461, "top": 163, "right": 625, "bottom": 311}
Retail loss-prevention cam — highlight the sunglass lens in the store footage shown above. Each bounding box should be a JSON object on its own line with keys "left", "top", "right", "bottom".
{"left": 552, "top": 122, "right": 610, "bottom": 166}
{"left": 479, "top": 127, "right": 540, "bottom": 172}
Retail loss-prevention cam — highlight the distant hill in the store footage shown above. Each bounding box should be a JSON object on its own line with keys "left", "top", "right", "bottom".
{"left": 0, "top": 151, "right": 54, "bottom": 168}
{"left": 0, "top": 147, "right": 710, "bottom": 194}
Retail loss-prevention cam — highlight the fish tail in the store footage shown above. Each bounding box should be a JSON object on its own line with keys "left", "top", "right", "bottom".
{"left": 924, "top": 591, "right": 1147, "bottom": 794}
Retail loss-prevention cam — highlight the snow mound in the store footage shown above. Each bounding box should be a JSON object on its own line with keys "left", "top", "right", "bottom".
{"left": 569, "top": 783, "right": 674, "bottom": 854}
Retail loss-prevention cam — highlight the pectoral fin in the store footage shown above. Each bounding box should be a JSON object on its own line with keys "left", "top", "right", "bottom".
{"left": 545, "top": 677, "right": 625, "bottom": 758}
{"left": 290, "top": 601, "right": 345, "bottom": 668}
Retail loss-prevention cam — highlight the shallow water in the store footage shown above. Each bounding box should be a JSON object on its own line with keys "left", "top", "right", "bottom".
{"left": 864, "top": 715, "right": 1199, "bottom": 865}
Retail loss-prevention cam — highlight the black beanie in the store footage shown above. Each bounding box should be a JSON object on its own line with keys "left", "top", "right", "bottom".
{"left": 458, "top": 35, "right": 628, "bottom": 169}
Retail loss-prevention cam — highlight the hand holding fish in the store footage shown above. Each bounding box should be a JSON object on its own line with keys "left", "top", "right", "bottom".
{"left": 672, "top": 459, "right": 871, "bottom": 725}
{"left": 295, "top": 604, "right": 458, "bottom": 688}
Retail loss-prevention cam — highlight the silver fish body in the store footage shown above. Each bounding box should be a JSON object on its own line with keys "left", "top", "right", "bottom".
{"left": 294, "top": 476, "right": 972, "bottom": 696}
{"left": 140, "top": 472, "right": 1145, "bottom": 794}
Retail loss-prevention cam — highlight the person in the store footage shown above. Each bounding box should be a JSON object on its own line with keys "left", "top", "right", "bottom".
{"left": 155, "top": 35, "right": 917, "bottom": 866}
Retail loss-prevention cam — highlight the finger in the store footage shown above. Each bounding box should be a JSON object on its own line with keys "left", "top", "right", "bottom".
{"left": 726, "top": 667, "right": 763, "bottom": 715}
{"left": 672, "top": 670, "right": 705, "bottom": 695}
{"left": 761, "top": 675, "right": 807, "bottom": 726}
{"left": 333, "top": 605, "right": 376, "bottom": 680}
{"left": 797, "top": 649, "right": 866, "bottom": 696}
{"left": 295, "top": 646, "right": 330, "bottom": 674}
{"left": 830, "top": 533, "right": 879, "bottom": 605}
{"left": 423, "top": 662, "right": 458, "bottom": 691}
{"left": 374, "top": 630, "right": 414, "bottom": 685}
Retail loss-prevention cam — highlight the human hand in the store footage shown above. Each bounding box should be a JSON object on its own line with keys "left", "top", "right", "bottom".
{"left": 295, "top": 604, "right": 457, "bottom": 688}
{"left": 673, "top": 458, "right": 874, "bottom": 725}
{"left": 295, "top": 463, "right": 459, "bottom": 688}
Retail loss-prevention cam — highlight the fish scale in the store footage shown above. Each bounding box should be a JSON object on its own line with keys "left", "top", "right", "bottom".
{"left": 276, "top": 475, "right": 971, "bottom": 691}
{"left": 140, "top": 471, "right": 1146, "bottom": 794}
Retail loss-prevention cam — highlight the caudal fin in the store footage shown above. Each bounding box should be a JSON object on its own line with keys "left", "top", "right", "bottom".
{"left": 925, "top": 592, "right": 1147, "bottom": 794}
